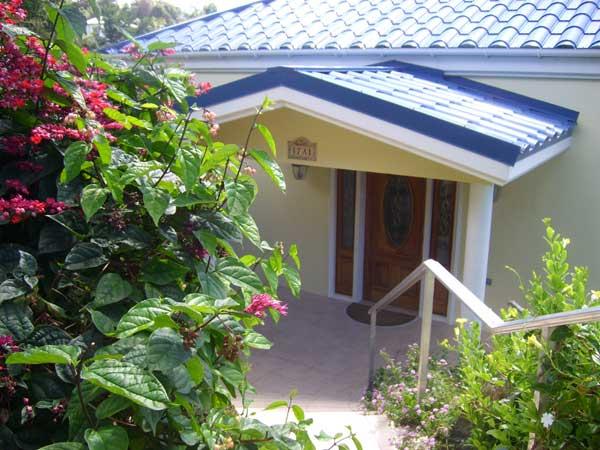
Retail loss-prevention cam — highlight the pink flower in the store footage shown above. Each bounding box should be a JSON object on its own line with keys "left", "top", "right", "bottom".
{"left": 245, "top": 293, "right": 288, "bottom": 318}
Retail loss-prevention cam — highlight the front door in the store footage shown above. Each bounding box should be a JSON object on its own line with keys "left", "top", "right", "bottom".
{"left": 363, "top": 173, "right": 425, "bottom": 311}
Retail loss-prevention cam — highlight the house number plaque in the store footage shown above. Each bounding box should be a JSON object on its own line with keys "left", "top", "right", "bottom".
{"left": 288, "top": 137, "right": 317, "bottom": 161}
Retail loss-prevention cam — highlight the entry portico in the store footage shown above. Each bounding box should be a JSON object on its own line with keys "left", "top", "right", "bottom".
{"left": 195, "top": 61, "right": 578, "bottom": 321}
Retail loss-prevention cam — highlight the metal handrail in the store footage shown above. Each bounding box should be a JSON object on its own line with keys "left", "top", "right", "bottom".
{"left": 367, "top": 259, "right": 600, "bottom": 401}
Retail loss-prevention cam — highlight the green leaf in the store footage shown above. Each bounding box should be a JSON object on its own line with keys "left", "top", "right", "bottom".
{"left": 245, "top": 331, "right": 273, "bottom": 349}
{"left": 249, "top": 149, "right": 286, "bottom": 192}
{"left": 146, "top": 327, "right": 191, "bottom": 371}
{"left": 292, "top": 404, "right": 305, "bottom": 421}
{"left": 56, "top": 39, "right": 87, "bottom": 75}
{"left": 141, "top": 258, "right": 189, "bottom": 286}
{"left": 234, "top": 212, "right": 261, "bottom": 248}
{"left": 283, "top": 265, "right": 301, "bottom": 297}
{"left": 114, "top": 298, "right": 171, "bottom": 338}
{"left": 256, "top": 124, "right": 276, "bottom": 156}
{"left": 216, "top": 257, "right": 262, "bottom": 293}
{"left": 147, "top": 41, "right": 177, "bottom": 51}
{"left": 106, "top": 89, "right": 138, "bottom": 107}
{"left": 7, "top": 345, "right": 81, "bottom": 366}
{"left": 60, "top": 5, "right": 87, "bottom": 38}
{"left": 94, "top": 273, "right": 133, "bottom": 307}
{"left": 61, "top": 142, "right": 90, "bottom": 183}
{"left": 27, "top": 326, "right": 71, "bottom": 346}
{"left": 352, "top": 435, "right": 363, "bottom": 450}
{"left": 54, "top": 71, "right": 87, "bottom": 109}
{"left": 264, "top": 400, "right": 288, "bottom": 410}
{"left": 176, "top": 147, "right": 203, "bottom": 190}
{"left": 65, "top": 243, "right": 107, "bottom": 270}
{"left": 142, "top": 187, "right": 170, "bottom": 226}
{"left": 103, "top": 108, "right": 131, "bottom": 130}
{"left": 0, "top": 301, "right": 34, "bottom": 341}
{"left": 225, "top": 178, "right": 256, "bottom": 217}
{"left": 185, "top": 356, "right": 204, "bottom": 385}
{"left": 196, "top": 270, "right": 228, "bottom": 299}
{"left": 85, "top": 426, "right": 129, "bottom": 450}
{"left": 39, "top": 444, "right": 85, "bottom": 450}
{"left": 0, "top": 279, "right": 28, "bottom": 302}
{"left": 93, "top": 134, "right": 112, "bottom": 165}
{"left": 95, "top": 396, "right": 132, "bottom": 420}
{"left": 82, "top": 359, "right": 170, "bottom": 410}
{"left": 289, "top": 244, "right": 301, "bottom": 269}
{"left": 81, "top": 184, "right": 108, "bottom": 221}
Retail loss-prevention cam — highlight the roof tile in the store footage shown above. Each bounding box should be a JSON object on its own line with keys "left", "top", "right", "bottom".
{"left": 104, "top": 0, "right": 600, "bottom": 53}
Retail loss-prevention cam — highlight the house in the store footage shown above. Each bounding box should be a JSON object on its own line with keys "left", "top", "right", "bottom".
{"left": 105, "top": 0, "right": 599, "bottom": 324}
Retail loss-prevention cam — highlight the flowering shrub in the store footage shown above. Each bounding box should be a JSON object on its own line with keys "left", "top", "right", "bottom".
{"left": 453, "top": 220, "right": 600, "bottom": 449}
{"left": 0, "top": 1, "right": 361, "bottom": 449}
{"left": 363, "top": 346, "right": 460, "bottom": 449}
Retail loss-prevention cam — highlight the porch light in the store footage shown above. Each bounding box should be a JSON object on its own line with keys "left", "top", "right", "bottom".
{"left": 292, "top": 164, "right": 309, "bottom": 180}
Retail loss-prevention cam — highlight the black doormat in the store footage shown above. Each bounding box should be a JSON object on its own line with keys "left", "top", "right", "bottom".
{"left": 346, "top": 302, "right": 416, "bottom": 326}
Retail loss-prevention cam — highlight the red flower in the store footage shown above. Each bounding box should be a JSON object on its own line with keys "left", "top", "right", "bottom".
{"left": 245, "top": 294, "right": 288, "bottom": 318}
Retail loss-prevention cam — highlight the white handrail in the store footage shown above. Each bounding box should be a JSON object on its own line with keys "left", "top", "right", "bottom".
{"left": 367, "top": 259, "right": 600, "bottom": 401}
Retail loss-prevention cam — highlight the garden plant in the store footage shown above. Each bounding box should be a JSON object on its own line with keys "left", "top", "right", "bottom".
{"left": 365, "top": 220, "right": 600, "bottom": 449}
{"left": 0, "top": 1, "right": 362, "bottom": 449}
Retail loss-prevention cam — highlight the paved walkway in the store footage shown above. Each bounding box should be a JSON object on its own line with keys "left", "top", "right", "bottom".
{"left": 244, "top": 291, "right": 454, "bottom": 449}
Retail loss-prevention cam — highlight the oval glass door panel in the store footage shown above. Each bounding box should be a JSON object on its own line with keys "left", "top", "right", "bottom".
{"left": 383, "top": 176, "right": 413, "bottom": 247}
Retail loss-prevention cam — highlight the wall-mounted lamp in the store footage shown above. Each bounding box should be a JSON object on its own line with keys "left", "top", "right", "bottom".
{"left": 292, "top": 164, "right": 309, "bottom": 180}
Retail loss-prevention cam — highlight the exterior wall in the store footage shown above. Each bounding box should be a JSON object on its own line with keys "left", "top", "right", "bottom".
{"left": 198, "top": 69, "right": 600, "bottom": 314}
{"left": 469, "top": 77, "right": 600, "bottom": 312}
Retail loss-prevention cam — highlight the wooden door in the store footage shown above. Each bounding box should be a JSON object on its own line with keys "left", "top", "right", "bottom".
{"left": 363, "top": 174, "right": 425, "bottom": 311}
{"left": 335, "top": 170, "right": 356, "bottom": 296}
{"left": 429, "top": 180, "right": 457, "bottom": 315}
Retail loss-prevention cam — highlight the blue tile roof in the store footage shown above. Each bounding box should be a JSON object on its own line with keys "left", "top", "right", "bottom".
{"left": 195, "top": 62, "right": 578, "bottom": 165}
{"left": 104, "top": 0, "right": 600, "bottom": 54}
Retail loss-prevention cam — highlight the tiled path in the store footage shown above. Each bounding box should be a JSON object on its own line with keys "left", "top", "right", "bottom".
{"left": 244, "top": 291, "right": 453, "bottom": 449}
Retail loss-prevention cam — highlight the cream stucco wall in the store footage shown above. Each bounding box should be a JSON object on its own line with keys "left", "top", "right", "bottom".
{"left": 469, "top": 77, "right": 600, "bottom": 312}
{"left": 199, "top": 69, "right": 600, "bottom": 313}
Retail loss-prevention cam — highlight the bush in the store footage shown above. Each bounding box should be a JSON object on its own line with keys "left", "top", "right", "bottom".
{"left": 454, "top": 219, "right": 600, "bottom": 449}
{"left": 363, "top": 345, "right": 460, "bottom": 449}
{"left": 365, "top": 220, "right": 600, "bottom": 449}
{"left": 0, "top": 1, "right": 361, "bottom": 448}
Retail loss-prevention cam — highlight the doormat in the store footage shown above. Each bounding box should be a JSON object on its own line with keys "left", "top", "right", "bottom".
{"left": 345, "top": 302, "right": 415, "bottom": 326}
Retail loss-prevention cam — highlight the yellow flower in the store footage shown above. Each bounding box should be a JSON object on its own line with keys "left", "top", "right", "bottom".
{"left": 527, "top": 334, "right": 542, "bottom": 349}
{"left": 455, "top": 318, "right": 468, "bottom": 326}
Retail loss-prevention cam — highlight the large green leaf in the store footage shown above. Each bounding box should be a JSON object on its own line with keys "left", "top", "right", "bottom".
{"left": 0, "top": 245, "right": 38, "bottom": 277}
{"left": 38, "top": 222, "right": 75, "bottom": 254}
{"left": 176, "top": 147, "right": 203, "bottom": 190}
{"left": 6, "top": 345, "right": 81, "bottom": 366}
{"left": 283, "top": 264, "right": 301, "bottom": 297}
{"left": 56, "top": 39, "right": 87, "bottom": 75}
{"left": 65, "top": 243, "right": 107, "bottom": 270}
{"left": 39, "top": 444, "right": 85, "bottom": 450}
{"left": 249, "top": 149, "right": 286, "bottom": 192}
{"left": 216, "top": 257, "right": 262, "bottom": 293}
{"left": 196, "top": 270, "right": 228, "bottom": 299}
{"left": 225, "top": 178, "right": 256, "bottom": 217}
{"left": 94, "top": 273, "right": 132, "bottom": 307}
{"left": 0, "top": 279, "right": 28, "bottom": 302}
{"left": 244, "top": 331, "right": 273, "bottom": 350}
{"left": 141, "top": 258, "right": 189, "bottom": 286}
{"left": 146, "top": 327, "right": 191, "bottom": 371}
{"left": 0, "top": 301, "right": 34, "bottom": 341}
{"left": 95, "top": 395, "right": 132, "bottom": 420}
{"left": 27, "top": 326, "right": 72, "bottom": 346}
{"left": 81, "top": 184, "right": 108, "bottom": 221}
{"left": 256, "top": 123, "right": 276, "bottom": 156}
{"left": 85, "top": 426, "right": 129, "bottom": 450}
{"left": 114, "top": 298, "right": 171, "bottom": 338}
{"left": 82, "top": 359, "right": 170, "bottom": 410}
{"left": 61, "top": 142, "right": 90, "bottom": 183}
{"left": 234, "top": 212, "right": 261, "bottom": 248}
{"left": 142, "top": 186, "right": 170, "bottom": 226}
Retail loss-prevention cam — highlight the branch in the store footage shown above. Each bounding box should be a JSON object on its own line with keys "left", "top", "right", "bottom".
{"left": 74, "top": 364, "right": 95, "bottom": 429}
{"left": 153, "top": 112, "right": 192, "bottom": 187}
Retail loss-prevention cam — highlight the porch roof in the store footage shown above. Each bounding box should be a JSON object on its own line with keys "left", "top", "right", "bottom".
{"left": 195, "top": 61, "right": 579, "bottom": 184}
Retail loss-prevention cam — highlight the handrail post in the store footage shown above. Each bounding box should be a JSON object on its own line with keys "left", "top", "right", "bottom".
{"left": 416, "top": 271, "right": 435, "bottom": 402}
{"left": 367, "top": 310, "right": 377, "bottom": 390}
{"left": 528, "top": 326, "right": 553, "bottom": 450}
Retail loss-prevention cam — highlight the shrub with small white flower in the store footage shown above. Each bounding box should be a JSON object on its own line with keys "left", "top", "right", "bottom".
{"left": 362, "top": 345, "right": 460, "bottom": 449}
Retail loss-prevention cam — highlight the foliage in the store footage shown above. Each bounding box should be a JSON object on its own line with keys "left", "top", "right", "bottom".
{"left": 453, "top": 219, "right": 600, "bottom": 449}
{"left": 0, "top": 1, "right": 360, "bottom": 448}
{"left": 362, "top": 346, "right": 460, "bottom": 449}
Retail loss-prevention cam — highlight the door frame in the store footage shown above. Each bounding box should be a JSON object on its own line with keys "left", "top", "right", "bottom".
{"left": 328, "top": 169, "right": 465, "bottom": 324}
